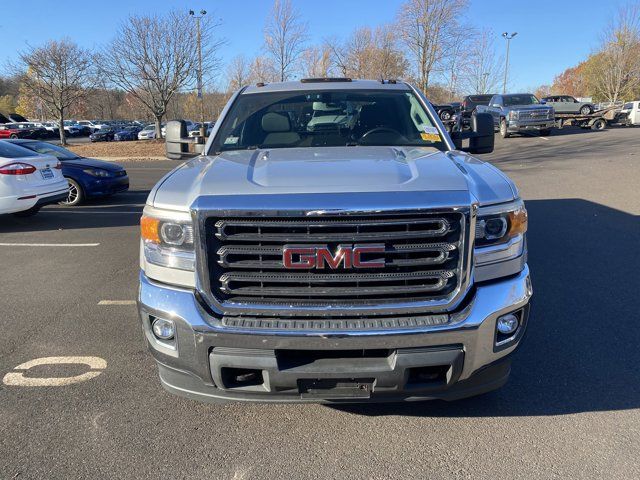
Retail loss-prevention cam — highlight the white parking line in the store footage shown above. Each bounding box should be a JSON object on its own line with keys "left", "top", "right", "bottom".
{"left": 0, "top": 242, "right": 100, "bottom": 247}
{"left": 98, "top": 300, "right": 136, "bottom": 305}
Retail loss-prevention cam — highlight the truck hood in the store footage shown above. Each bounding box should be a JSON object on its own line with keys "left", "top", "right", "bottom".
{"left": 151, "top": 146, "right": 517, "bottom": 211}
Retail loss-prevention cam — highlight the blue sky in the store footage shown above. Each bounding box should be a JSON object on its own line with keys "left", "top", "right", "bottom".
{"left": 0, "top": 0, "right": 629, "bottom": 91}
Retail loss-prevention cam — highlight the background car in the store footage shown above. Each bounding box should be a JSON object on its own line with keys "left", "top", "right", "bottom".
{"left": 0, "top": 124, "right": 35, "bottom": 139}
{"left": 542, "top": 95, "right": 595, "bottom": 115}
{"left": 461, "top": 94, "right": 496, "bottom": 118}
{"left": 114, "top": 125, "right": 142, "bottom": 141}
{"left": 0, "top": 140, "right": 68, "bottom": 216}
{"left": 89, "top": 127, "right": 115, "bottom": 142}
{"left": 433, "top": 104, "right": 456, "bottom": 121}
{"left": 138, "top": 124, "right": 156, "bottom": 140}
{"left": 7, "top": 139, "right": 129, "bottom": 205}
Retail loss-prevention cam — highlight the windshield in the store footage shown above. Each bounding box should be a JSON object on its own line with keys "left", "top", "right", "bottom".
{"left": 21, "top": 141, "right": 80, "bottom": 160}
{"left": 210, "top": 89, "right": 448, "bottom": 153}
{"left": 503, "top": 95, "right": 540, "bottom": 107}
{"left": 0, "top": 142, "right": 33, "bottom": 159}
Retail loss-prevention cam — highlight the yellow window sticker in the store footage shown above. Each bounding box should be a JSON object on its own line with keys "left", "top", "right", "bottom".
{"left": 421, "top": 126, "right": 441, "bottom": 142}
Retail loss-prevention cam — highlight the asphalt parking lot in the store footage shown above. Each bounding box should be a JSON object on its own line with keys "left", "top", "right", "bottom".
{"left": 1, "top": 127, "right": 639, "bottom": 479}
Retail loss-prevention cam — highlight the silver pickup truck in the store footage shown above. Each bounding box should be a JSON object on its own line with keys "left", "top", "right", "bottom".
{"left": 138, "top": 78, "right": 532, "bottom": 403}
{"left": 477, "top": 93, "right": 555, "bottom": 138}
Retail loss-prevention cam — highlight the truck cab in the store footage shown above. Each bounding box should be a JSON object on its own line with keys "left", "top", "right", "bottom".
{"left": 138, "top": 78, "right": 532, "bottom": 403}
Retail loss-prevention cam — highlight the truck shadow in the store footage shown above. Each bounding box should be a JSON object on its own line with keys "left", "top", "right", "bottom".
{"left": 332, "top": 198, "right": 640, "bottom": 417}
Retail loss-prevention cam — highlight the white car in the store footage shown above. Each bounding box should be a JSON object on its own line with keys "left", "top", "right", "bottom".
{"left": 620, "top": 101, "right": 640, "bottom": 125}
{"left": 0, "top": 141, "right": 69, "bottom": 216}
{"left": 77, "top": 120, "right": 105, "bottom": 133}
{"left": 138, "top": 125, "right": 156, "bottom": 140}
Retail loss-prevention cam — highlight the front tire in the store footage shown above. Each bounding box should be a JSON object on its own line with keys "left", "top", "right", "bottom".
{"left": 59, "top": 178, "right": 84, "bottom": 206}
{"left": 580, "top": 105, "right": 592, "bottom": 115}
{"left": 500, "top": 119, "right": 510, "bottom": 138}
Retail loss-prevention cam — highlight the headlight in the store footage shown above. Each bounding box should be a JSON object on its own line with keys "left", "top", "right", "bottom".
{"left": 508, "top": 110, "right": 518, "bottom": 120}
{"left": 141, "top": 215, "right": 195, "bottom": 271}
{"left": 84, "top": 168, "right": 112, "bottom": 177}
{"left": 474, "top": 200, "right": 527, "bottom": 280}
{"left": 475, "top": 199, "right": 527, "bottom": 247}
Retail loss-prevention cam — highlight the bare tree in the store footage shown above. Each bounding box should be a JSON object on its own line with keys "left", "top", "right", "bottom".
{"left": 326, "top": 26, "right": 408, "bottom": 80}
{"left": 590, "top": 3, "right": 640, "bottom": 102}
{"left": 459, "top": 29, "right": 503, "bottom": 94}
{"left": 396, "top": 0, "right": 468, "bottom": 93}
{"left": 15, "top": 39, "right": 95, "bottom": 145}
{"left": 99, "top": 11, "right": 223, "bottom": 137}
{"left": 264, "top": 0, "right": 308, "bottom": 81}
{"left": 300, "top": 46, "right": 334, "bottom": 78}
{"left": 249, "top": 56, "right": 278, "bottom": 84}
{"left": 226, "top": 55, "right": 252, "bottom": 91}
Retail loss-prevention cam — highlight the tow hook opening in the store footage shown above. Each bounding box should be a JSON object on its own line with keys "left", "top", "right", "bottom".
{"left": 406, "top": 365, "right": 451, "bottom": 388}
{"left": 220, "top": 368, "right": 264, "bottom": 388}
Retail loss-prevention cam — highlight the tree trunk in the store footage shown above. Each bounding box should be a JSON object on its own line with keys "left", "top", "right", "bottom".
{"left": 155, "top": 115, "right": 163, "bottom": 139}
{"left": 59, "top": 112, "right": 66, "bottom": 146}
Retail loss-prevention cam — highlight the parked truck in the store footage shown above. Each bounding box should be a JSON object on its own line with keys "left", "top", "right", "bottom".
{"left": 477, "top": 93, "right": 555, "bottom": 138}
{"left": 138, "top": 78, "right": 532, "bottom": 403}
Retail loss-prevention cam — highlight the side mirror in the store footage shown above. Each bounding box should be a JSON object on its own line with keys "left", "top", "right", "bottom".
{"left": 540, "top": 99, "right": 547, "bottom": 104}
{"left": 468, "top": 113, "right": 494, "bottom": 154}
{"left": 165, "top": 120, "right": 205, "bottom": 160}
{"left": 450, "top": 112, "right": 494, "bottom": 155}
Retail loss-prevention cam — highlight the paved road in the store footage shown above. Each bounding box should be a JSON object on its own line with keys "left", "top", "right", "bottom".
{"left": 1, "top": 127, "right": 639, "bottom": 479}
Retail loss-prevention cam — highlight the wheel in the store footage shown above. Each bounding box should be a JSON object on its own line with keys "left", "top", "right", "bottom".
{"left": 580, "top": 105, "right": 592, "bottom": 115}
{"left": 59, "top": 178, "right": 84, "bottom": 206}
{"left": 12, "top": 206, "right": 41, "bottom": 217}
{"left": 439, "top": 110, "right": 452, "bottom": 121}
{"left": 539, "top": 129, "right": 552, "bottom": 136}
{"left": 499, "top": 118, "right": 510, "bottom": 138}
{"left": 591, "top": 119, "right": 606, "bottom": 131}
{"left": 9, "top": 134, "right": 18, "bottom": 139}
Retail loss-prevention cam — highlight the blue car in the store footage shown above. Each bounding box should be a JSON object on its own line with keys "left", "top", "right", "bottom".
{"left": 6, "top": 139, "right": 129, "bottom": 205}
{"left": 114, "top": 126, "right": 142, "bottom": 141}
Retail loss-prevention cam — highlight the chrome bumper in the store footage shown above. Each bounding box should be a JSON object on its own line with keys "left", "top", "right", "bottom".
{"left": 508, "top": 120, "right": 554, "bottom": 131}
{"left": 138, "top": 266, "right": 532, "bottom": 402}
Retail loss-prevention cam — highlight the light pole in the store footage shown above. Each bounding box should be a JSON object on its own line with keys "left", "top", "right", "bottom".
{"left": 502, "top": 32, "right": 517, "bottom": 94}
{"left": 189, "top": 9, "right": 207, "bottom": 138}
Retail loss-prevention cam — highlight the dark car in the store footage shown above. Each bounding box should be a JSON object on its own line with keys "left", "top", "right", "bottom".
{"left": 89, "top": 128, "right": 115, "bottom": 142}
{"left": 432, "top": 104, "right": 456, "bottom": 121}
{"left": 6, "top": 139, "right": 129, "bottom": 205}
{"left": 114, "top": 126, "right": 142, "bottom": 141}
{"left": 461, "top": 94, "right": 497, "bottom": 117}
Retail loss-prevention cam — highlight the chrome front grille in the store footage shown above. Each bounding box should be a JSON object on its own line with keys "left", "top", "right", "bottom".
{"left": 205, "top": 212, "right": 466, "bottom": 309}
{"left": 518, "top": 109, "right": 553, "bottom": 121}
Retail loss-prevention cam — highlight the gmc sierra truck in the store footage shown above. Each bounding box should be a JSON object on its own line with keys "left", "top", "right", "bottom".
{"left": 138, "top": 78, "right": 532, "bottom": 403}
{"left": 477, "top": 93, "right": 555, "bottom": 138}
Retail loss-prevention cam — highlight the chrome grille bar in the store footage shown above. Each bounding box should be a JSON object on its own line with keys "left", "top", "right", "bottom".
{"left": 205, "top": 211, "right": 466, "bottom": 309}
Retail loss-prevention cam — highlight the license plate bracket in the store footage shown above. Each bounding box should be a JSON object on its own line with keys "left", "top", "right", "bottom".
{"left": 40, "top": 168, "right": 54, "bottom": 180}
{"left": 298, "top": 378, "right": 374, "bottom": 399}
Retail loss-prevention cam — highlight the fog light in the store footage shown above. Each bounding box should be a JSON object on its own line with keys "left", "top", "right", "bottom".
{"left": 496, "top": 313, "right": 519, "bottom": 335}
{"left": 152, "top": 317, "right": 175, "bottom": 340}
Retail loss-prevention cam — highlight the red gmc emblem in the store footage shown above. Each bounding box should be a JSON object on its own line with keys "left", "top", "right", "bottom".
{"left": 282, "top": 244, "right": 386, "bottom": 269}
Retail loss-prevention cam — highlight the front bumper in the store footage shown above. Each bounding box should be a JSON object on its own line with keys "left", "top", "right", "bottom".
{"left": 508, "top": 120, "right": 555, "bottom": 132}
{"left": 138, "top": 266, "right": 532, "bottom": 403}
{"left": 83, "top": 175, "right": 129, "bottom": 197}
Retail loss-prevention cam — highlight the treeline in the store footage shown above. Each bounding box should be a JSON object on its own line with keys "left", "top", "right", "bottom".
{"left": 537, "top": 3, "right": 640, "bottom": 102}
{"left": 2, "top": 0, "right": 639, "bottom": 143}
